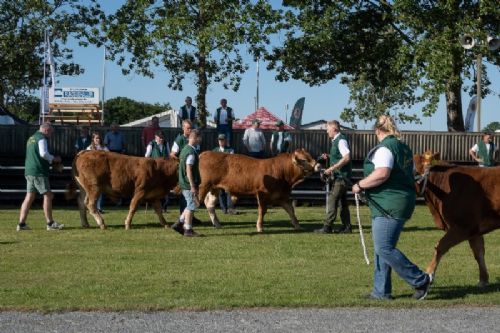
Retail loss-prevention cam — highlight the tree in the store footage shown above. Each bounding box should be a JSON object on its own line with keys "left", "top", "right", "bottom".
{"left": 104, "top": 97, "right": 171, "bottom": 125}
{"left": 483, "top": 121, "right": 500, "bottom": 133}
{"left": 0, "top": 1, "right": 100, "bottom": 111}
{"left": 269, "top": 1, "right": 500, "bottom": 131}
{"left": 98, "top": 0, "right": 281, "bottom": 128}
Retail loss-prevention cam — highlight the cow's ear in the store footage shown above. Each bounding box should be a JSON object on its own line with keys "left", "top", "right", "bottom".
{"left": 432, "top": 152, "right": 441, "bottom": 160}
{"left": 292, "top": 152, "right": 299, "bottom": 165}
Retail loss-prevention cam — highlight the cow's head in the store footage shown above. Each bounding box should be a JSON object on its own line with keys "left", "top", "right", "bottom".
{"left": 413, "top": 150, "right": 440, "bottom": 175}
{"left": 292, "top": 148, "right": 321, "bottom": 176}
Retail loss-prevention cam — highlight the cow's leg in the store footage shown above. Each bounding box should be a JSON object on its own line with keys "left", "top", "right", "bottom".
{"left": 124, "top": 191, "right": 144, "bottom": 230}
{"left": 77, "top": 188, "right": 90, "bottom": 228}
{"left": 256, "top": 194, "right": 268, "bottom": 233}
{"left": 280, "top": 200, "right": 301, "bottom": 230}
{"left": 204, "top": 190, "right": 221, "bottom": 228}
{"left": 468, "top": 235, "right": 489, "bottom": 287}
{"left": 86, "top": 190, "right": 106, "bottom": 230}
{"left": 152, "top": 199, "right": 168, "bottom": 228}
{"left": 426, "top": 228, "right": 468, "bottom": 279}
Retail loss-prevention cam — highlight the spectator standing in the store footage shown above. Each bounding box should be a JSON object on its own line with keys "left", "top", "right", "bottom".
{"left": 74, "top": 126, "right": 91, "bottom": 153}
{"left": 352, "top": 115, "right": 432, "bottom": 300}
{"left": 17, "top": 123, "right": 64, "bottom": 231}
{"left": 178, "top": 96, "right": 199, "bottom": 128}
{"left": 243, "top": 119, "right": 266, "bottom": 158}
{"left": 141, "top": 116, "right": 160, "bottom": 150}
{"left": 469, "top": 131, "right": 497, "bottom": 167}
{"left": 104, "top": 121, "right": 126, "bottom": 154}
{"left": 173, "top": 129, "right": 203, "bottom": 237}
{"left": 315, "top": 120, "right": 352, "bottom": 234}
{"left": 270, "top": 120, "right": 292, "bottom": 156}
{"left": 212, "top": 133, "right": 237, "bottom": 214}
{"left": 86, "top": 131, "right": 109, "bottom": 214}
{"left": 145, "top": 130, "right": 171, "bottom": 158}
{"left": 214, "top": 98, "right": 235, "bottom": 146}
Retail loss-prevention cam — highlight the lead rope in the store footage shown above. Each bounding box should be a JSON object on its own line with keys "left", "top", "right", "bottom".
{"left": 355, "top": 193, "right": 370, "bottom": 265}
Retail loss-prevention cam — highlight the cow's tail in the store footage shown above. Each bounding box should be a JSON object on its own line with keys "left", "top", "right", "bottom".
{"left": 65, "top": 152, "right": 82, "bottom": 201}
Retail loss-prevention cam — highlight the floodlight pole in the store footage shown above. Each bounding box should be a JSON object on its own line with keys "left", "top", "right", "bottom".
{"left": 476, "top": 53, "right": 482, "bottom": 132}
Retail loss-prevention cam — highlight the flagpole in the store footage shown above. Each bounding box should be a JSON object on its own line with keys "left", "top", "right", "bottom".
{"left": 256, "top": 58, "right": 259, "bottom": 111}
{"left": 101, "top": 45, "right": 106, "bottom": 125}
{"left": 41, "top": 29, "right": 47, "bottom": 125}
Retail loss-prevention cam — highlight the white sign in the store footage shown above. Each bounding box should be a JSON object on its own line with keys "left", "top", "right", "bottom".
{"left": 49, "top": 87, "right": 100, "bottom": 105}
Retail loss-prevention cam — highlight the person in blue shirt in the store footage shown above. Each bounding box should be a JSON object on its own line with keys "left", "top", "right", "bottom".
{"left": 104, "top": 121, "right": 126, "bottom": 154}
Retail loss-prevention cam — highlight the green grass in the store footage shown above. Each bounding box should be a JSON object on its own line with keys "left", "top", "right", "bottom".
{"left": 1, "top": 204, "right": 499, "bottom": 311}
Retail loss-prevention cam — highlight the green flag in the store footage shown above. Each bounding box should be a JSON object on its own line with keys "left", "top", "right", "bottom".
{"left": 289, "top": 97, "right": 305, "bottom": 129}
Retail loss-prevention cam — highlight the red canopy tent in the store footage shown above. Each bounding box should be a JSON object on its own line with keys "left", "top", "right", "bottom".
{"left": 232, "top": 107, "right": 294, "bottom": 130}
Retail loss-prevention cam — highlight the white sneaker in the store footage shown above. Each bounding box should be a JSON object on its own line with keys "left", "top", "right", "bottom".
{"left": 16, "top": 224, "right": 31, "bottom": 231}
{"left": 47, "top": 221, "right": 64, "bottom": 230}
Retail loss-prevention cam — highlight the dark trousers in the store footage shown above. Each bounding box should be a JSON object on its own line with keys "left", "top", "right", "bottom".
{"left": 248, "top": 151, "right": 265, "bottom": 159}
{"left": 219, "top": 189, "right": 234, "bottom": 212}
{"left": 217, "top": 124, "right": 232, "bottom": 146}
{"left": 325, "top": 178, "right": 351, "bottom": 229}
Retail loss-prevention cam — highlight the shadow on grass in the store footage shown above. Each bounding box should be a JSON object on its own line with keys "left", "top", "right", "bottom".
{"left": 426, "top": 281, "right": 500, "bottom": 300}
{"left": 0, "top": 241, "right": 18, "bottom": 245}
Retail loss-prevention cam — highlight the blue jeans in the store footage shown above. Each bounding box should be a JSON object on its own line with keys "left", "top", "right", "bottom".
{"left": 371, "top": 216, "right": 427, "bottom": 299}
{"left": 97, "top": 194, "right": 104, "bottom": 211}
{"left": 217, "top": 124, "right": 232, "bottom": 146}
{"left": 219, "top": 189, "right": 234, "bottom": 212}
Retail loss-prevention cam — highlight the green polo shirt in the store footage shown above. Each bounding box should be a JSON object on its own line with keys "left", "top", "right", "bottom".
{"left": 25, "top": 131, "right": 50, "bottom": 177}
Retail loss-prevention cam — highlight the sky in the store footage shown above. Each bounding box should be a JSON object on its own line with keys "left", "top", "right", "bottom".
{"left": 59, "top": 1, "right": 499, "bottom": 132}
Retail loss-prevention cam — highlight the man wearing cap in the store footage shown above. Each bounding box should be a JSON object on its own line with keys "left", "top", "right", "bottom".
{"left": 243, "top": 118, "right": 266, "bottom": 158}
{"left": 470, "top": 132, "right": 497, "bottom": 167}
{"left": 214, "top": 98, "right": 235, "bottom": 146}
{"left": 270, "top": 120, "right": 292, "bottom": 156}
{"left": 213, "top": 134, "right": 237, "bottom": 214}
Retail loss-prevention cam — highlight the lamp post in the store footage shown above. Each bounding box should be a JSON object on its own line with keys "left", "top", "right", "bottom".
{"left": 460, "top": 34, "right": 500, "bottom": 132}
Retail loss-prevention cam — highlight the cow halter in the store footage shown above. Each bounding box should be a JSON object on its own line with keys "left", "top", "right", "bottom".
{"left": 415, "top": 154, "right": 437, "bottom": 196}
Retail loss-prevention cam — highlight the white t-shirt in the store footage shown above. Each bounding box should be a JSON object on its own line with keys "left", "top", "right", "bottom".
{"left": 38, "top": 138, "right": 54, "bottom": 163}
{"left": 218, "top": 108, "right": 228, "bottom": 125}
{"left": 470, "top": 143, "right": 491, "bottom": 153}
{"left": 145, "top": 142, "right": 170, "bottom": 157}
{"left": 333, "top": 133, "right": 350, "bottom": 157}
{"left": 86, "top": 144, "right": 109, "bottom": 151}
{"left": 185, "top": 144, "right": 198, "bottom": 165}
{"left": 371, "top": 147, "right": 394, "bottom": 169}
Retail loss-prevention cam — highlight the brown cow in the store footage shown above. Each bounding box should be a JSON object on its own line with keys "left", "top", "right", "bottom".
{"left": 73, "top": 150, "right": 179, "bottom": 230}
{"left": 414, "top": 151, "right": 500, "bottom": 287}
{"left": 199, "top": 149, "right": 321, "bottom": 232}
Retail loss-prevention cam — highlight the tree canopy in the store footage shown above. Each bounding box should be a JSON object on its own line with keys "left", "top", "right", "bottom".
{"left": 269, "top": 0, "right": 500, "bottom": 131}
{"left": 94, "top": 0, "right": 281, "bottom": 128}
{"left": 0, "top": 0, "right": 100, "bottom": 110}
{"left": 103, "top": 97, "right": 171, "bottom": 125}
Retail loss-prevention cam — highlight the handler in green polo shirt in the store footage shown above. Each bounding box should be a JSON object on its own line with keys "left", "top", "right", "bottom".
{"left": 145, "top": 130, "right": 170, "bottom": 158}
{"left": 469, "top": 131, "right": 497, "bottom": 167}
{"left": 174, "top": 129, "right": 203, "bottom": 237}
{"left": 352, "top": 115, "right": 431, "bottom": 301}
{"left": 315, "top": 120, "right": 352, "bottom": 234}
{"left": 17, "top": 123, "right": 64, "bottom": 231}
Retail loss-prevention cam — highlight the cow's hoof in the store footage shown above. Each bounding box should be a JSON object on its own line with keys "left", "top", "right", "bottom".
{"left": 478, "top": 281, "right": 489, "bottom": 288}
{"left": 213, "top": 221, "right": 222, "bottom": 229}
{"left": 293, "top": 225, "right": 302, "bottom": 231}
{"left": 99, "top": 224, "right": 106, "bottom": 230}
{"left": 81, "top": 224, "right": 90, "bottom": 229}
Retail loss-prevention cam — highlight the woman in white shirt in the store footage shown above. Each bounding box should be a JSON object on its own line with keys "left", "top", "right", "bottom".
{"left": 86, "top": 132, "right": 108, "bottom": 213}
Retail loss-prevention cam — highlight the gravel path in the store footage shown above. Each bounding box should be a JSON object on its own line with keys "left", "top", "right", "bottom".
{"left": 1, "top": 307, "right": 500, "bottom": 333}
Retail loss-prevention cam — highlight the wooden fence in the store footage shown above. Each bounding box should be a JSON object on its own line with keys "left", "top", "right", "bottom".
{"left": 0, "top": 125, "right": 498, "bottom": 163}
